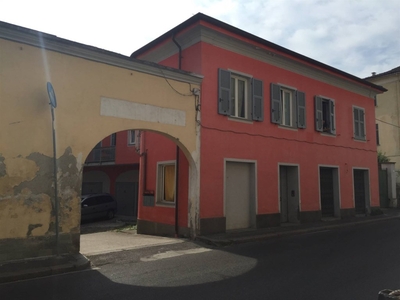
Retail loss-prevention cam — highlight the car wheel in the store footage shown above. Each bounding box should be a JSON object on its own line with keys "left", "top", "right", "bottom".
{"left": 107, "top": 210, "right": 115, "bottom": 219}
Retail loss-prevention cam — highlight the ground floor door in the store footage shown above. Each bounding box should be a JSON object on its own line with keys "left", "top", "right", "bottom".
{"left": 280, "top": 165, "right": 299, "bottom": 223}
{"left": 115, "top": 182, "right": 139, "bottom": 218}
{"left": 225, "top": 161, "right": 255, "bottom": 230}
{"left": 354, "top": 169, "right": 368, "bottom": 214}
{"left": 320, "top": 167, "right": 340, "bottom": 218}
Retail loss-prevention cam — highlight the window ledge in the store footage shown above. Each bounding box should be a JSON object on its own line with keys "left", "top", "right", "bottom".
{"left": 156, "top": 202, "right": 176, "bottom": 208}
{"left": 227, "top": 116, "right": 253, "bottom": 124}
{"left": 353, "top": 137, "right": 367, "bottom": 142}
{"left": 320, "top": 132, "right": 336, "bottom": 138}
{"left": 278, "top": 125, "right": 298, "bottom": 131}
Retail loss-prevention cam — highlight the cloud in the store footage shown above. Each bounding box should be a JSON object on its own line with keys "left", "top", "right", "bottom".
{"left": 0, "top": 0, "right": 398, "bottom": 77}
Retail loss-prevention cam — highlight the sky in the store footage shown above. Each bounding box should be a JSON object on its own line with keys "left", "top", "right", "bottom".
{"left": 1, "top": 0, "right": 399, "bottom": 78}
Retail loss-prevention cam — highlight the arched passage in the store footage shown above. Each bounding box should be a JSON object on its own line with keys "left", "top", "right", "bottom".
{"left": 0, "top": 24, "right": 202, "bottom": 262}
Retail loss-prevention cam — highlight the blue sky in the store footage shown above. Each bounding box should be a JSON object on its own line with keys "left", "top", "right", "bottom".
{"left": 1, "top": 0, "right": 398, "bottom": 78}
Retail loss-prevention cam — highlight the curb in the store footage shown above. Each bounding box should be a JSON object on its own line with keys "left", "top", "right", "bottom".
{"left": 0, "top": 254, "right": 91, "bottom": 284}
{"left": 196, "top": 215, "right": 400, "bottom": 247}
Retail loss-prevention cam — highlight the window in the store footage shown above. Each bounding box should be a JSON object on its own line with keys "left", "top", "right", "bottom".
{"left": 315, "top": 96, "right": 335, "bottom": 134}
{"left": 218, "top": 69, "right": 264, "bottom": 121}
{"left": 157, "top": 162, "right": 176, "bottom": 204}
{"left": 353, "top": 107, "right": 366, "bottom": 140}
{"left": 270, "top": 83, "right": 306, "bottom": 128}
{"left": 128, "top": 130, "right": 135, "bottom": 145}
{"left": 376, "top": 124, "right": 379, "bottom": 145}
{"left": 230, "top": 75, "right": 248, "bottom": 118}
{"left": 110, "top": 133, "right": 116, "bottom": 146}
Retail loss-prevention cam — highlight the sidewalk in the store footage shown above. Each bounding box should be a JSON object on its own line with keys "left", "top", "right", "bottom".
{"left": 1, "top": 209, "right": 399, "bottom": 284}
{"left": 196, "top": 208, "right": 400, "bottom": 246}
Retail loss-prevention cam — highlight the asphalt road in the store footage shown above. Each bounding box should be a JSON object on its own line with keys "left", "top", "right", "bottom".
{"left": 1, "top": 219, "right": 400, "bottom": 300}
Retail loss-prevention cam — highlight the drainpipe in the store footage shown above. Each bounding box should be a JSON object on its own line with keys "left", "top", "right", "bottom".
{"left": 172, "top": 34, "right": 182, "bottom": 237}
{"left": 175, "top": 146, "right": 180, "bottom": 237}
{"left": 172, "top": 34, "right": 182, "bottom": 70}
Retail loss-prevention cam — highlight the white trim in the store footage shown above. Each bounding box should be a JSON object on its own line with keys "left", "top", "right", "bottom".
{"left": 128, "top": 130, "right": 136, "bottom": 145}
{"left": 227, "top": 69, "right": 254, "bottom": 78}
{"left": 277, "top": 83, "right": 298, "bottom": 91}
{"left": 156, "top": 160, "right": 176, "bottom": 206}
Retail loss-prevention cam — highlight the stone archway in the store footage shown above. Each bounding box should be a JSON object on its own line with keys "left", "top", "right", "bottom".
{"left": 0, "top": 23, "right": 202, "bottom": 262}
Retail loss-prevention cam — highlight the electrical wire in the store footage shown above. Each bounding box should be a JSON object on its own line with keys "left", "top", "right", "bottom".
{"left": 158, "top": 67, "right": 193, "bottom": 97}
{"left": 376, "top": 118, "right": 400, "bottom": 129}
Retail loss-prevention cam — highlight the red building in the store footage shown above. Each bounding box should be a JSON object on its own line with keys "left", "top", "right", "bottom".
{"left": 126, "top": 13, "right": 385, "bottom": 236}
{"left": 83, "top": 130, "right": 140, "bottom": 219}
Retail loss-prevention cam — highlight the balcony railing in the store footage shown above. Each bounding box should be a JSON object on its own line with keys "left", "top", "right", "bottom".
{"left": 85, "top": 146, "right": 115, "bottom": 164}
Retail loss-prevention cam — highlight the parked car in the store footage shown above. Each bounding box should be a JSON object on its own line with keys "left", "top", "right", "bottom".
{"left": 81, "top": 193, "right": 117, "bottom": 221}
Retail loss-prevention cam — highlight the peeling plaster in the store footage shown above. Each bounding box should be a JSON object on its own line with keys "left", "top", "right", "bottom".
{"left": 0, "top": 147, "right": 82, "bottom": 239}
{"left": 0, "top": 155, "right": 5, "bottom": 177}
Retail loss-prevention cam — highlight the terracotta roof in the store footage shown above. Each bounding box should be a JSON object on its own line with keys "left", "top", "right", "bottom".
{"left": 131, "top": 13, "right": 386, "bottom": 93}
{"left": 365, "top": 66, "right": 400, "bottom": 79}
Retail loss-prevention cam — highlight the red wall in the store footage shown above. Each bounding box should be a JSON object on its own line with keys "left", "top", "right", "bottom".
{"left": 137, "top": 132, "right": 189, "bottom": 228}
{"left": 136, "top": 23, "right": 379, "bottom": 225}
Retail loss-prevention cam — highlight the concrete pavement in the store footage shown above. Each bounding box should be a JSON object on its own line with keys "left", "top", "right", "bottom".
{"left": 1, "top": 208, "right": 400, "bottom": 284}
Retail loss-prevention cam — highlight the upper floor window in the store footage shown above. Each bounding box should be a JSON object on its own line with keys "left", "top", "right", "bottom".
{"left": 315, "top": 96, "right": 335, "bottom": 134}
{"left": 353, "top": 107, "right": 366, "bottom": 140}
{"left": 376, "top": 124, "right": 379, "bottom": 145}
{"left": 218, "top": 69, "right": 264, "bottom": 121}
{"left": 128, "top": 130, "right": 136, "bottom": 145}
{"left": 270, "top": 83, "right": 306, "bottom": 128}
{"left": 230, "top": 74, "right": 248, "bottom": 118}
{"left": 110, "top": 133, "right": 116, "bottom": 146}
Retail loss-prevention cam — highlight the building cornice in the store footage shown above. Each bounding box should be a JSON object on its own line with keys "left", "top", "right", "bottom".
{"left": 132, "top": 13, "right": 385, "bottom": 96}
{"left": 138, "top": 24, "right": 384, "bottom": 98}
{"left": 0, "top": 21, "right": 203, "bottom": 85}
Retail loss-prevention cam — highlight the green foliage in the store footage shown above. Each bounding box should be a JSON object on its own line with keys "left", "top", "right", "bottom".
{"left": 378, "top": 151, "right": 390, "bottom": 163}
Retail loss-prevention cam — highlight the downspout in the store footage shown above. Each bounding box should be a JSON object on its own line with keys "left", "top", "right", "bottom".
{"left": 172, "top": 34, "right": 181, "bottom": 237}
{"left": 175, "top": 147, "right": 180, "bottom": 237}
{"left": 172, "top": 34, "right": 182, "bottom": 70}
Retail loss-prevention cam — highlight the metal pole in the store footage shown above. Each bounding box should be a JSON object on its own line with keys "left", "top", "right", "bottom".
{"left": 51, "top": 106, "right": 59, "bottom": 256}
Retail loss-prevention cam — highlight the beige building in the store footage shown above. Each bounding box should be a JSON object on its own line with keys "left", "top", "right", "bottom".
{"left": 366, "top": 66, "right": 400, "bottom": 202}
{"left": 0, "top": 21, "right": 201, "bottom": 263}
{"left": 367, "top": 67, "right": 400, "bottom": 167}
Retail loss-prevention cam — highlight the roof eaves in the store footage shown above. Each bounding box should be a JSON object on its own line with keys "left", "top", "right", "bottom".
{"left": 131, "top": 13, "right": 386, "bottom": 93}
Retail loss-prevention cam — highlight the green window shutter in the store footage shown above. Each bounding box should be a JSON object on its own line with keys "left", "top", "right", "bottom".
{"left": 315, "top": 96, "right": 323, "bottom": 131}
{"left": 296, "top": 91, "right": 306, "bottom": 128}
{"left": 252, "top": 78, "right": 264, "bottom": 121}
{"left": 218, "top": 69, "right": 231, "bottom": 115}
{"left": 329, "top": 100, "right": 336, "bottom": 134}
{"left": 270, "top": 83, "right": 281, "bottom": 124}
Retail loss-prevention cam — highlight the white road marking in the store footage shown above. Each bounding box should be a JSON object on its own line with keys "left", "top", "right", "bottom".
{"left": 140, "top": 248, "right": 212, "bottom": 262}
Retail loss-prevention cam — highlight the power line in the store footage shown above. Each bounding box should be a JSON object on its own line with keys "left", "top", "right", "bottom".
{"left": 376, "top": 118, "right": 400, "bottom": 129}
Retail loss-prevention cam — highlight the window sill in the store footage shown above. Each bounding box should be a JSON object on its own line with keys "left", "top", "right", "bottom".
{"left": 278, "top": 125, "right": 298, "bottom": 131}
{"left": 227, "top": 116, "right": 253, "bottom": 124}
{"left": 156, "top": 202, "right": 176, "bottom": 208}
{"left": 353, "top": 137, "right": 367, "bottom": 142}
{"left": 320, "top": 132, "right": 336, "bottom": 138}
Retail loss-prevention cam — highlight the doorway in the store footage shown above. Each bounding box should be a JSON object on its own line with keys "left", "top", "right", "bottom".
{"left": 279, "top": 165, "right": 299, "bottom": 223}
{"left": 225, "top": 161, "right": 256, "bottom": 230}
{"left": 319, "top": 166, "right": 340, "bottom": 218}
{"left": 353, "top": 169, "right": 370, "bottom": 214}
